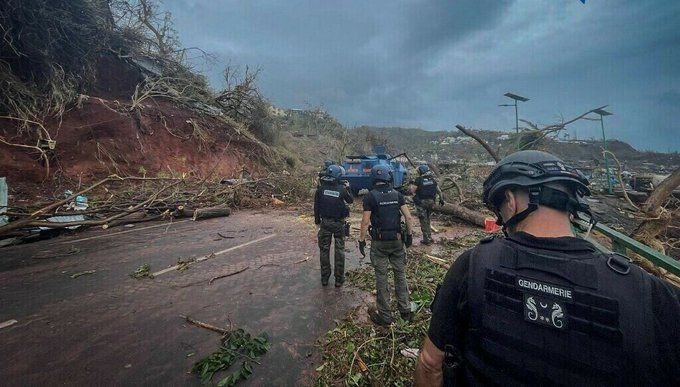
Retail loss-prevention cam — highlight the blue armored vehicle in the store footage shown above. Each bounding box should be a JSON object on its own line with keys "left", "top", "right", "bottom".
{"left": 341, "top": 145, "right": 410, "bottom": 195}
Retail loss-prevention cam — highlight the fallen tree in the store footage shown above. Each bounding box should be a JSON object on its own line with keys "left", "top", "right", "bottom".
{"left": 0, "top": 171, "right": 310, "bottom": 242}
{"left": 432, "top": 202, "right": 487, "bottom": 228}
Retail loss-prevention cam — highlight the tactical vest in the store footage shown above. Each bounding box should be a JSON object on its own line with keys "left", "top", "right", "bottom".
{"left": 317, "top": 182, "right": 348, "bottom": 219}
{"left": 369, "top": 188, "right": 401, "bottom": 240}
{"left": 456, "top": 236, "right": 657, "bottom": 386}
{"left": 415, "top": 176, "right": 437, "bottom": 200}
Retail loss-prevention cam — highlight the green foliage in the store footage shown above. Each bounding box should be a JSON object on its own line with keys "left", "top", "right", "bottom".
{"left": 317, "top": 233, "right": 484, "bottom": 386}
{"left": 192, "top": 329, "right": 270, "bottom": 386}
{"left": 130, "top": 264, "right": 153, "bottom": 279}
{"left": 317, "top": 252, "right": 447, "bottom": 386}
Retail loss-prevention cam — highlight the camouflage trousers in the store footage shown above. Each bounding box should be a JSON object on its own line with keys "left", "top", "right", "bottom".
{"left": 318, "top": 218, "right": 346, "bottom": 282}
{"left": 416, "top": 198, "right": 435, "bottom": 242}
{"left": 370, "top": 239, "right": 410, "bottom": 322}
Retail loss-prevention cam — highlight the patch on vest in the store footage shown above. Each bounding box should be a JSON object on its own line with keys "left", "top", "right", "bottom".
{"left": 323, "top": 189, "right": 340, "bottom": 198}
{"left": 523, "top": 293, "right": 567, "bottom": 330}
{"left": 379, "top": 200, "right": 399, "bottom": 206}
{"left": 516, "top": 277, "right": 573, "bottom": 300}
{"left": 422, "top": 180, "right": 433, "bottom": 185}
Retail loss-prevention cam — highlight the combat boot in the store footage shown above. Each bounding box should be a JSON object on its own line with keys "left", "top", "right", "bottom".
{"left": 369, "top": 310, "right": 392, "bottom": 327}
{"left": 400, "top": 311, "right": 414, "bottom": 322}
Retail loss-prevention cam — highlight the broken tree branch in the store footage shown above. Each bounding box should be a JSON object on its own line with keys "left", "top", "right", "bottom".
{"left": 602, "top": 150, "right": 639, "bottom": 211}
{"left": 209, "top": 266, "right": 249, "bottom": 284}
{"left": 455, "top": 124, "right": 499, "bottom": 162}
{"left": 180, "top": 315, "right": 230, "bottom": 335}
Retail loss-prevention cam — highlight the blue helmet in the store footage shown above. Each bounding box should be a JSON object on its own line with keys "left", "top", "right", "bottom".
{"left": 326, "top": 164, "right": 344, "bottom": 180}
{"left": 417, "top": 164, "right": 430, "bottom": 175}
{"left": 370, "top": 165, "right": 392, "bottom": 184}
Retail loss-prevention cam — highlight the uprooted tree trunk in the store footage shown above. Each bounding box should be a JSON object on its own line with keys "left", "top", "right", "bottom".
{"left": 632, "top": 167, "right": 680, "bottom": 255}
{"left": 432, "top": 203, "right": 487, "bottom": 228}
{"left": 192, "top": 206, "right": 231, "bottom": 221}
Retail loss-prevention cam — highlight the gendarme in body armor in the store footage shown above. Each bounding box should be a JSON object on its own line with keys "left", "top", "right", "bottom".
{"left": 359, "top": 164, "right": 415, "bottom": 326}
{"left": 414, "top": 150, "right": 680, "bottom": 386}
{"left": 410, "top": 164, "right": 443, "bottom": 245}
{"left": 314, "top": 165, "right": 353, "bottom": 287}
{"left": 438, "top": 232, "right": 680, "bottom": 385}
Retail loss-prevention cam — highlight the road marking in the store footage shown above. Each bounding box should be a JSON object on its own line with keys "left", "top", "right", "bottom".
{"left": 152, "top": 233, "right": 278, "bottom": 277}
{"left": 58, "top": 220, "right": 191, "bottom": 245}
{"left": 0, "top": 319, "right": 18, "bottom": 329}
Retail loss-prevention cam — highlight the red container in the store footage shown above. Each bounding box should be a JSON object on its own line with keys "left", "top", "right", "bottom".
{"left": 484, "top": 218, "right": 500, "bottom": 233}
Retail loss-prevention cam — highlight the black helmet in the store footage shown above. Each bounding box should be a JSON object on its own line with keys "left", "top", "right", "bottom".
{"left": 417, "top": 164, "right": 430, "bottom": 175}
{"left": 482, "top": 150, "right": 591, "bottom": 228}
{"left": 370, "top": 165, "right": 392, "bottom": 184}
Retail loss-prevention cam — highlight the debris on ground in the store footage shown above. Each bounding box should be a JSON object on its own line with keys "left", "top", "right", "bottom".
{"left": 316, "top": 232, "right": 481, "bottom": 385}
{"left": 400, "top": 348, "right": 420, "bottom": 359}
{"left": 180, "top": 315, "right": 231, "bottom": 335}
{"left": 130, "top": 264, "right": 153, "bottom": 279}
{"left": 70, "top": 270, "right": 96, "bottom": 278}
{"left": 0, "top": 172, "right": 314, "bottom": 246}
{"left": 176, "top": 257, "right": 196, "bottom": 271}
{"left": 191, "top": 328, "right": 271, "bottom": 386}
{"left": 208, "top": 266, "right": 250, "bottom": 284}
{"left": 0, "top": 319, "right": 18, "bottom": 330}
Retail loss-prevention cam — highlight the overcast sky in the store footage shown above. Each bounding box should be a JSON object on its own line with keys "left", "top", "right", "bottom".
{"left": 163, "top": 0, "right": 680, "bottom": 152}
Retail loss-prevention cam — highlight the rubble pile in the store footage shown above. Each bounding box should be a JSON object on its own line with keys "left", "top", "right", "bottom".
{"left": 0, "top": 172, "right": 314, "bottom": 246}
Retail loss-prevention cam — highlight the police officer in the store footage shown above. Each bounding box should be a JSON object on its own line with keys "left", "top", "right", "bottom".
{"left": 409, "top": 164, "right": 444, "bottom": 245}
{"left": 314, "top": 164, "right": 353, "bottom": 287}
{"left": 319, "top": 160, "right": 333, "bottom": 178}
{"left": 414, "top": 150, "right": 680, "bottom": 386}
{"left": 359, "top": 165, "right": 415, "bottom": 326}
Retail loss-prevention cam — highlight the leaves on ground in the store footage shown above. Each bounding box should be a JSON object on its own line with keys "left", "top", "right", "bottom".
{"left": 316, "top": 232, "right": 481, "bottom": 386}
{"left": 192, "top": 328, "right": 270, "bottom": 386}
{"left": 130, "top": 264, "right": 153, "bottom": 279}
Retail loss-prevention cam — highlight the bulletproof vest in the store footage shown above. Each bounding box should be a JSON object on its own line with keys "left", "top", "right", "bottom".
{"left": 369, "top": 188, "right": 401, "bottom": 240}
{"left": 317, "top": 182, "right": 348, "bottom": 219}
{"left": 458, "top": 237, "right": 657, "bottom": 386}
{"left": 415, "top": 176, "right": 437, "bottom": 200}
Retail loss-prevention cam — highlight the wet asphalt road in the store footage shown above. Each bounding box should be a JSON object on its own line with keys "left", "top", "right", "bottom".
{"left": 0, "top": 209, "right": 367, "bottom": 386}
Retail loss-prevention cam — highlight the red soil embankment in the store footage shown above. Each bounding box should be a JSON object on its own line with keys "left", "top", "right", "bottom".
{"left": 0, "top": 97, "right": 265, "bottom": 200}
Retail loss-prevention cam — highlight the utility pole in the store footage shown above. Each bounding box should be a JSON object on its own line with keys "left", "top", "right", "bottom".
{"left": 500, "top": 93, "right": 529, "bottom": 149}
{"left": 593, "top": 107, "right": 613, "bottom": 194}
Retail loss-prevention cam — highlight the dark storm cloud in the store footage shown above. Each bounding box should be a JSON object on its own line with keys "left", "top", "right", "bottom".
{"left": 163, "top": 0, "right": 680, "bottom": 151}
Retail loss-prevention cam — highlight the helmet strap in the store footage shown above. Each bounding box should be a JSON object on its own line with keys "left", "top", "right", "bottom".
{"left": 501, "top": 187, "right": 540, "bottom": 235}
{"left": 498, "top": 186, "right": 592, "bottom": 235}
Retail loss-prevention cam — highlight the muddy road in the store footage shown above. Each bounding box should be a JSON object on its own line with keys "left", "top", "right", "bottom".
{"left": 0, "top": 209, "right": 367, "bottom": 385}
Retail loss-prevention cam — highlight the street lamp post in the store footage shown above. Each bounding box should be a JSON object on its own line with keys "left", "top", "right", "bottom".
{"left": 592, "top": 107, "right": 613, "bottom": 194}
{"left": 500, "top": 93, "right": 529, "bottom": 149}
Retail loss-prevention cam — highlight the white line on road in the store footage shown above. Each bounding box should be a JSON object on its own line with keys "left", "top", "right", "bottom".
{"left": 151, "top": 233, "right": 278, "bottom": 277}
{"left": 58, "top": 220, "right": 191, "bottom": 245}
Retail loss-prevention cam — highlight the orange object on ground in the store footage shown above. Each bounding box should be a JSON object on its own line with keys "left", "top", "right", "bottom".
{"left": 484, "top": 218, "right": 500, "bottom": 233}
